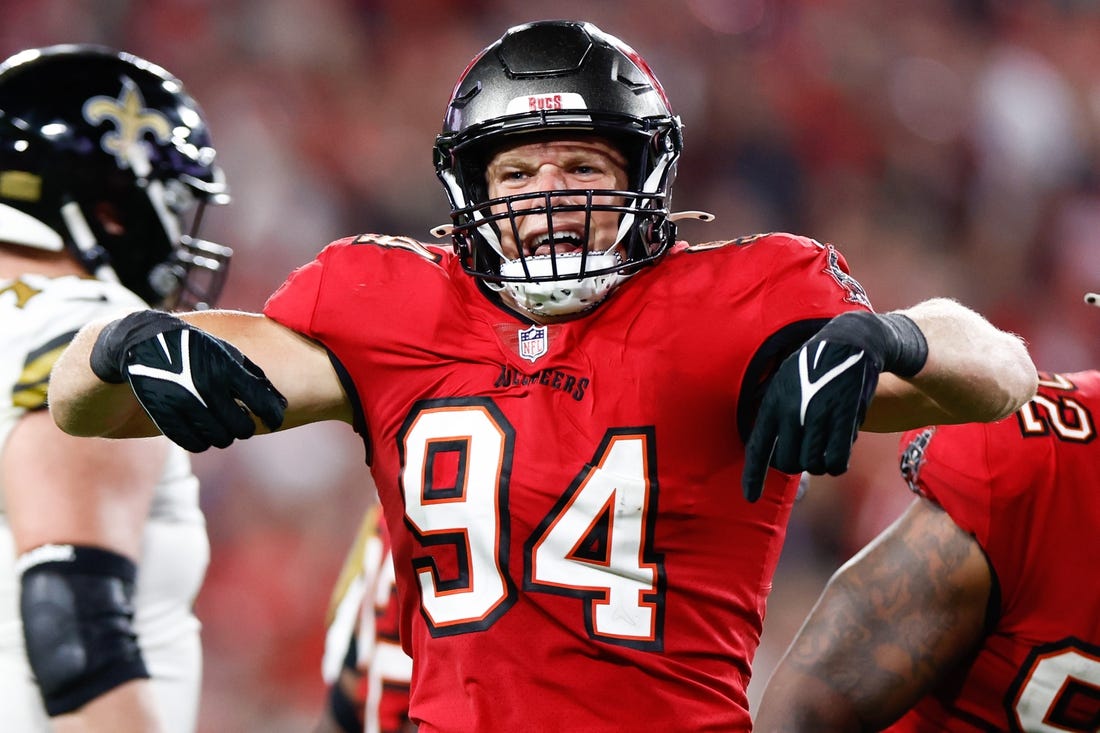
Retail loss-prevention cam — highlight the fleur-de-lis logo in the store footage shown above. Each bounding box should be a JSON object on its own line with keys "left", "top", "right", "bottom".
{"left": 82, "top": 78, "right": 172, "bottom": 169}
{"left": 0, "top": 279, "right": 43, "bottom": 309}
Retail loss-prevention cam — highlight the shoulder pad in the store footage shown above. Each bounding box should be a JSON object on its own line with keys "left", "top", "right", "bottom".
{"left": 683, "top": 232, "right": 823, "bottom": 253}
{"left": 352, "top": 233, "right": 445, "bottom": 264}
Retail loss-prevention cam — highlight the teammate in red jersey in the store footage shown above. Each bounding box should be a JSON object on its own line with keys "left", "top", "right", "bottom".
{"left": 47, "top": 21, "right": 1036, "bottom": 732}
{"left": 316, "top": 507, "right": 412, "bottom": 733}
{"left": 755, "top": 366, "right": 1100, "bottom": 731}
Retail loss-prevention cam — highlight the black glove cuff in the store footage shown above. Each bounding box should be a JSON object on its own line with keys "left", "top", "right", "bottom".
{"left": 877, "top": 313, "right": 928, "bottom": 377}
{"left": 89, "top": 310, "right": 188, "bottom": 384}
{"left": 820, "top": 311, "right": 928, "bottom": 378}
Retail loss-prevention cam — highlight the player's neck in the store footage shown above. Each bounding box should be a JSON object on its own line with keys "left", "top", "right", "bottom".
{"left": 0, "top": 244, "right": 85, "bottom": 280}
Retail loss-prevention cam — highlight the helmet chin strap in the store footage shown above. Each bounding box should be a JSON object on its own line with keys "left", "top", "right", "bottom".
{"left": 483, "top": 188, "right": 638, "bottom": 317}
{"left": 125, "top": 142, "right": 184, "bottom": 250}
{"left": 499, "top": 250, "right": 627, "bottom": 316}
{"left": 59, "top": 201, "right": 120, "bottom": 285}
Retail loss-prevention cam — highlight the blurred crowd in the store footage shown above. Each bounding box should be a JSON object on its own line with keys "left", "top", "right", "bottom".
{"left": 4, "top": 0, "right": 1099, "bottom": 729}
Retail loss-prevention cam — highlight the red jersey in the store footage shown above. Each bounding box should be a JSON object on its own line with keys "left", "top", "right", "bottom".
{"left": 891, "top": 371, "right": 1100, "bottom": 733}
{"left": 322, "top": 506, "right": 411, "bottom": 732}
{"left": 264, "top": 232, "right": 871, "bottom": 732}
{"left": 365, "top": 518, "right": 412, "bottom": 733}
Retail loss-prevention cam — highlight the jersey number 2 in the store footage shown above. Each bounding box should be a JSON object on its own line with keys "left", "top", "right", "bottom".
{"left": 398, "top": 398, "right": 664, "bottom": 650}
{"left": 1017, "top": 373, "right": 1096, "bottom": 443}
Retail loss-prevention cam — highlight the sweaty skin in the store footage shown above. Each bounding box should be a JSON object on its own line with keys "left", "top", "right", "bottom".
{"left": 486, "top": 138, "right": 629, "bottom": 261}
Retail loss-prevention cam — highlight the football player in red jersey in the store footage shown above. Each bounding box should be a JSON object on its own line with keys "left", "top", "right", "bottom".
{"left": 47, "top": 21, "right": 1036, "bottom": 732}
{"left": 316, "top": 507, "right": 412, "bottom": 733}
{"left": 754, "top": 316, "right": 1100, "bottom": 731}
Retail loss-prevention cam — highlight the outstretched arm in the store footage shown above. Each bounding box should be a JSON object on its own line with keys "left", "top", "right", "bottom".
{"left": 864, "top": 298, "right": 1037, "bottom": 431}
{"left": 49, "top": 309, "right": 351, "bottom": 443}
{"left": 742, "top": 298, "right": 1035, "bottom": 501}
{"left": 753, "top": 497, "right": 992, "bottom": 732}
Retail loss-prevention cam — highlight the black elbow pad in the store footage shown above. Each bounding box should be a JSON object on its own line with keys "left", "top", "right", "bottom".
{"left": 18, "top": 544, "right": 149, "bottom": 716}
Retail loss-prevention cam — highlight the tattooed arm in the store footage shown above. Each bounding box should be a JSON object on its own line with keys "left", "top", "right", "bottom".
{"left": 753, "top": 498, "right": 993, "bottom": 732}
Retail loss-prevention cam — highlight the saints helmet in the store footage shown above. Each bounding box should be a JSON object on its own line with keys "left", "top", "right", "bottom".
{"left": 0, "top": 44, "right": 231, "bottom": 309}
{"left": 434, "top": 20, "right": 683, "bottom": 316}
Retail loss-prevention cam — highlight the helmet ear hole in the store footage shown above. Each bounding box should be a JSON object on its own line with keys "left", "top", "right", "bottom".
{"left": 93, "top": 201, "right": 125, "bottom": 236}
{"left": 646, "top": 219, "right": 672, "bottom": 251}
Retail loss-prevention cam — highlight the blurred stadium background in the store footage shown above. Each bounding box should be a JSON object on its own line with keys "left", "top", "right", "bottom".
{"left": 5, "top": 1, "right": 1099, "bottom": 729}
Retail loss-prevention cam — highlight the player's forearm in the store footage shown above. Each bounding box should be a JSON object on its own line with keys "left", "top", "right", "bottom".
{"left": 903, "top": 298, "right": 1036, "bottom": 421}
{"left": 48, "top": 317, "right": 162, "bottom": 438}
{"left": 754, "top": 589, "right": 902, "bottom": 733}
{"left": 755, "top": 575, "right": 923, "bottom": 733}
{"left": 864, "top": 298, "right": 1036, "bottom": 431}
{"left": 754, "top": 674, "right": 865, "bottom": 733}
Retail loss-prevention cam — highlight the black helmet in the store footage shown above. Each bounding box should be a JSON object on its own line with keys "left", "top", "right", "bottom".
{"left": 433, "top": 20, "right": 683, "bottom": 316}
{"left": 0, "top": 44, "right": 231, "bottom": 309}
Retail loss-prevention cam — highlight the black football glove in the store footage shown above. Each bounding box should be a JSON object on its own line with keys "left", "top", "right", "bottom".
{"left": 90, "top": 310, "right": 287, "bottom": 452}
{"left": 741, "top": 311, "right": 927, "bottom": 502}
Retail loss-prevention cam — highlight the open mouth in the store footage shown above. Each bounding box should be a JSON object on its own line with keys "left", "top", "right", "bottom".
{"left": 529, "top": 231, "right": 587, "bottom": 257}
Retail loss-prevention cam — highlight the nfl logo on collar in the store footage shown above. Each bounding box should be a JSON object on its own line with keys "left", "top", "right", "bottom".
{"left": 518, "top": 325, "right": 548, "bottom": 363}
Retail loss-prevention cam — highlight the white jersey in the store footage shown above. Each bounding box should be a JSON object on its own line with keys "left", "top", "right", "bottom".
{"left": 0, "top": 273, "right": 209, "bottom": 732}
